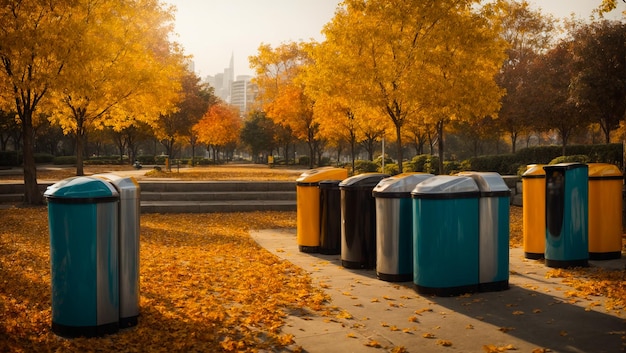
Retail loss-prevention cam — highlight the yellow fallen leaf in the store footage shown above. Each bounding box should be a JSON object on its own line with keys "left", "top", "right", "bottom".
{"left": 437, "top": 339, "right": 453, "bottom": 347}
{"left": 423, "top": 333, "right": 436, "bottom": 338}
{"left": 365, "top": 340, "right": 381, "bottom": 348}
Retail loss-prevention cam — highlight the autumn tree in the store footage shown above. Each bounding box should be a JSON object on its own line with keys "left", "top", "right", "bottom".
{"left": 570, "top": 20, "right": 626, "bottom": 143}
{"left": 320, "top": 0, "right": 505, "bottom": 174}
{"left": 240, "top": 111, "right": 278, "bottom": 163}
{"left": 250, "top": 42, "right": 319, "bottom": 168}
{"left": 154, "top": 71, "right": 213, "bottom": 161}
{"left": 527, "top": 42, "right": 589, "bottom": 155}
{"left": 193, "top": 103, "right": 242, "bottom": 163}
{"left": 0, "top": 1, "right": 79, "bottom": 204}
{"left": 489, "top": 0, "right": 556, "bottom": 153}
{"left": 46, "top": 0, "right": 183, "bottom": 176}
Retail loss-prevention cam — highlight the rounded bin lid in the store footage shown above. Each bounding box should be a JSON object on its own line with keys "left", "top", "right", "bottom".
{"left": 587, "top": 163, "right": 623, "bottom": 180}
{"left": 44, "top": 176, "right": 119, "bottom": 204}
{"left": 457, "top": 171, "right": 510, "bottom": 197}
{"left": 318, "top": 179, "right": 342, "bottom": 189}
{"left": 543, "top": 162, "right": 587, "bottom": 172}
{"left": 411, "top": 175, "right": 479, "bottom": 199}
{"left": 522, "top": 164, "right": 545, "bottom": 179}
{"left": 296, "top": 167, "right": 348, "bottom": 186}
{"left": 372, "top": 173, "right": 434, "bottom": 198}
{"left": 339, "top": 173, "right": 389, "bottom": 190}
{"left": 94, "top": 173, "right": 140, "bottom": 199}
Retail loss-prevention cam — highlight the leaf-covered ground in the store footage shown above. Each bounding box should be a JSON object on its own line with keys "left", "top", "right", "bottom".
{"left": 0, "top": 208, "right": 328, "bottom": 352}
{"left": 0, "top": 191, "right": 624, "bottom": 352}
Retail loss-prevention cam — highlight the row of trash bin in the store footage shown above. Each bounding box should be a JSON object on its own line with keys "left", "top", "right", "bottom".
{"left": 45, "top": 174, "right": 140, "bottom": 338}
{"left": 296, "top": 167, "right": 511, "bottom": 296}
{"left": 522, "top": 163, "right": 623, "bottom": 266}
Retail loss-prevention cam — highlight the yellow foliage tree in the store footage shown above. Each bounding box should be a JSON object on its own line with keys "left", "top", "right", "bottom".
{"left": 193, "top": 103, "right": 242, "bottom": 162}
{"left": 319, "top": 0, "right": 506, "bottom": 173}
{"left": 250, "top": 41, "right": 318, "bottom": 168}
{"left": 46, "top": 0, "right": 184, "bottom": 176}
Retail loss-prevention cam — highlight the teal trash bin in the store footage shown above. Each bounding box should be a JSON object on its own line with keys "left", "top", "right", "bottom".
{"left": 412, "top": 175, "right": 480, "bottom": 296}
{"left": 44, "top": 177, "right": 120, "bottom": 338}
{"left": 373, "top": 173, "right": 433, "bottom": 282}
{"left": 340, "top": 173, "right": 389, "bottom": 269}
{"left": 96, "top": 174, "right": 140, "bottom": 328}
{"left": 459, "top": 172, "right": 510, "bottom": 292}
{"left": 543, "top": 163, "right": 589, "bottom": 268}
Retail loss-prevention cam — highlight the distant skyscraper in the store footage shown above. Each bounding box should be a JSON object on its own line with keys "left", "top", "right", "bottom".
{"left": 205, "top": 53, "right": 234, "bottom": 102}
{"left": 231, "top": 75, "right": 257, "bottom": 116}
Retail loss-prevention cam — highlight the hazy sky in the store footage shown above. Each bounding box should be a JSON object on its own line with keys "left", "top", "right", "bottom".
{"left": 163, "top": 0, "right": 625, "bottom": 78}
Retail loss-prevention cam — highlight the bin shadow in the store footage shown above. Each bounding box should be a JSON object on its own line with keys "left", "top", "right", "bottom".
{"left": 412, "top": 281, "right": 625, "bottom": 353}
{"left": 299, "top": 251, "right": 624, "bottom": 352}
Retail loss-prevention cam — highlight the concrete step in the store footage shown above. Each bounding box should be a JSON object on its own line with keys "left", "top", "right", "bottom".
{"left": 0, "top": 180, "right": 297, "bottom": 213}
{"left": 140, "top": 191, "right": 296, "bottom": 202}
{"left": 141, "top": 200, "right": 296, "bottom": 213}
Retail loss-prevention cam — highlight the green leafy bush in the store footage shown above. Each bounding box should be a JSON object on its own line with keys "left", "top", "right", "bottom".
{"left": 549, "top": 155, "right": 590, "bottom": 164}
{"left": 34, "top": 153, "right": 54, "bottom": 164}
{"left": 0, "top": 151, "right": 21, "bottom": 166}
{"left": 382, "top": 163, "right": 399, "bottom": 176}
{"left": 53, "top": 156, "right": 76, "bottom": 165}
{"left": 353, "top": 160, "right": 379, "bottom": 174}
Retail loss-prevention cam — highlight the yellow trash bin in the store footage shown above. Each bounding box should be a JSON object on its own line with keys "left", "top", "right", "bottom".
{"left": 296, "top": 167, "right": 348, "bottom": 253}
{"left": 588, "top": 163, "right": 623, "bottom": 260}
{"left": 522, "top": 164, "right": 545, "bottom": 259}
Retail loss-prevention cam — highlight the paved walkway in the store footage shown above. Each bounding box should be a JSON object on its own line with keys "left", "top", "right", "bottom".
{"left": 251, "top": 229, "right": 625, "bottom": 353}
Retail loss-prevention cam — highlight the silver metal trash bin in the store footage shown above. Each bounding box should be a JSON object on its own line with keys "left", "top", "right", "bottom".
{"left": 96, "top": 174, "right": 141, "bottom": 327}
{"left": 373, "top": 173, "right": 433, "bottom": 282}
{"left": 458, "top": 172, "right": 510, "bottom": 292}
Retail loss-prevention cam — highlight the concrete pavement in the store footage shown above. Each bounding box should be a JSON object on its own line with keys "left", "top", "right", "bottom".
{"left": 251, "top": 229, "right": 626, "bottom": 353}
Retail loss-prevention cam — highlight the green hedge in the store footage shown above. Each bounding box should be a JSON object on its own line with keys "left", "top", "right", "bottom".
{"left": 53, "top": 156, "right": 76, "bottom": 165}
{"left": 468, "top": 144, "right": 623, "bottom": 175}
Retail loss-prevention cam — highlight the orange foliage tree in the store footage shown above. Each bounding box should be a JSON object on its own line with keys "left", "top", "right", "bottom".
{"left": 193, "top": 103, "right": 242, "bottom": 162}
{"left": 250, "top": 42, "right": 318, "bottom": 167}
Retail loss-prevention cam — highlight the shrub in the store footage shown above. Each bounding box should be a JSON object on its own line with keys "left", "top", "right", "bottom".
{"left": 53, "top": 156, "right": 76, "bottom": 165}
{"left": 353, "top": 160, "right": 379, "bottom": 174}
{"left": 298, "top": 156, "right": 310, "bottom": 166}
{"left": 137, "top": 155, "right": 156, "bottom": 164}
{"left": 34, "top": 153, "right": 54, "bottom": 164}
{"left": 382, "top": 163, "right": 399, "bottom": 176}
{"left": 549, "top": 155, "right": 590, "bottom": 164}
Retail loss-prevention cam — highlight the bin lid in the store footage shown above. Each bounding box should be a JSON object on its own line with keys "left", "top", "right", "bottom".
{"left": 296, "top": 167, "right": 348, "bottom": 186}
{"left": 521, "top": 164, "right": 545, "bottom": 179}
{"left": 411, "top": 175, "right": 479, "bottom": 199}
{"left": 94, "top": 173, "right": 140, "bottom": 199}
{"left": 543, "top": 163, "right": 588, "bottom": 173}
{"left": 587, "top": 163, "right": 623, "bottom": 180}
{"left": 44, "top": 176, "right": 119, "bottom": 204}
{"left": 318, "top": 179, "right": 342, "bottom": 188}
{"left": 339, "top": 173, "right": 389, "bottom": 189}
{"left": 372, "top": 173, "right": 434, "bottom": 198}
{"left": 457, "top": 172, "right": 510, "bottom": 197}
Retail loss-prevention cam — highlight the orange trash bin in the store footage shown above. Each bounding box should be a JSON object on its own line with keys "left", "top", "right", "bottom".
{"left": 296, "top": 167, "right": 348, "bottom": 253}
{"left": 588, "top": 163, "right": 623, "bottom": 260}
{"left": 522, "top": 165, "right": 545, "bottom": 259}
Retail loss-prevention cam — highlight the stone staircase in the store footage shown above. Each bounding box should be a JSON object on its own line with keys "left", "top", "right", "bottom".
{"left": 0, "top": 180, "right": 297, "bottom": 213}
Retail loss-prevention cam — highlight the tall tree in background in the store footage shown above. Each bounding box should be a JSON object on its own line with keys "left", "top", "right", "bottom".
{"left": 193, "top": 103, "right": 242, "bottom": 163}
{"left": 250, "top": 42, "right": 318, "bottom": 168}
{"left": 0, "top": 1, "right": 77, "bottom": 204}
{"left": 490, "top": 0, "right": 555, "bottom": 153}
{"left": 320, "top": 0, "right": 505, "bottom": 173}
{"left": 154, "top": 71, "right": 213, "bottom": 160}
{"left": 570, "top": 20, "right": 626, "bottom": 143}
{"left": 46, "top": 0, "right": 184, "bottom": 176}
{"left": 240, "top": 111, "right": 277, "bottom": 163}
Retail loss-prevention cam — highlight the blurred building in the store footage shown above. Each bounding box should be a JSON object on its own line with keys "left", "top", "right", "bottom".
{"left": 230, "top": 75, "right": 258, "bottom": 117}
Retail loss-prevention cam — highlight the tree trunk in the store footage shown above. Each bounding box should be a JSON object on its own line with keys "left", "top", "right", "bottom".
{"left": 437, "top": 119, "right": 445, "bottom": 175}
{"left": 75, "top": 119, "right": 85, "bottom": 176}
{"left": 395, "top": 123, "right": 403, "bottom": 174}
{"left": 21, "top": 110, "right": 43, "bottom": 205}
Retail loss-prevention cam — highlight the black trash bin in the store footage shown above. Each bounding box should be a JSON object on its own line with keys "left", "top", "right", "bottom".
{"left": 44, "top": 176, "right": 120, "bottom": 338}
{"left": 319, "top": 180, "right": 342, "bottom": 255}
{"left": 340, "top": 173, "right": 389, "bottom": 269}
